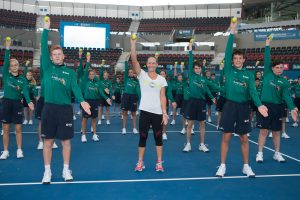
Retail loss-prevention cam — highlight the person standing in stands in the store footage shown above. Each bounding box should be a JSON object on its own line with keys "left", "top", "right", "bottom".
{"left": 41, "top": 18, "right": 90, "bottom": 184}
{"left": 130, "top": 35, "right": 168, "bottom": 172}
{"left": 0, "top": 38, "right": 34, "bottom": 160}
{"left": 121, "top": 61, "right": 140, "bottom": 135}
{"left": 215, "top": 20, "right": 268, "bottom": 178}
{"left": 255, "top": 37, "right": 298, "bottom": 163}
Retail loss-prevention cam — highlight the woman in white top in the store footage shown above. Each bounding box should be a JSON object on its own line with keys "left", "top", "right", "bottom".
{"left": 130, "top": 38, "right": 168, "bottom": 172}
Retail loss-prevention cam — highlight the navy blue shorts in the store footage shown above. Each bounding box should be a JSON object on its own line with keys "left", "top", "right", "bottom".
{"left": 180, "top": 99, "right": 189, "bottom": 116}
{"left": 175, "top": 94, "right": 184, "bottom": 108}
{"left": 41, "top": 103, "right": 74, "bottom": 140}
{"left": 220, "top": 100, "right": 251, "bottom": 135}
{"left": 121, "top": 93, "right": 138, "bottom": 112}
{"left": 35, "top": 97, "right": 44, "bottom": 120}
{"left": 281, "top": 103, "right": 288, "bottom": 118}
{"left": 82, "top": 99, "right": 99, "bottom": 119}
{"left": 256, "top": 102, "right": 283, "bottom": 132}
{"left": 184, "top": 98, "right": 206, "bottom": 121}
{"left": 114, "top": 92, "right": 121, "bottom": 104}
{"left": 216, "top": 96, "right": 226, "bottom": 112}
{"left": 1, "top": 98, "right": 23, "bottom": 124}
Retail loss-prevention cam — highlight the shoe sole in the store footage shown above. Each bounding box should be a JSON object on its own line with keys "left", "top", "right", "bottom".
{"left": 156, "top": 169, "right": 164, "bottom": 172}
{"left": 65, "top": 179, "right": 73, "bottom": 182}
{"left": 216, "top": 175, "right": 224, "bottom": 178}
{"left": 42, "top": 181, "right": 51, "bottom": 185}
{"left": 256, "top": 160, "right": 263, "bottom": 163}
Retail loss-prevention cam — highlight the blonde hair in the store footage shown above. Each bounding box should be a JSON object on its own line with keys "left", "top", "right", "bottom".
{"left": 27, "top": 71, "right": 37, "bottom": 85}
{"left": 9, "top": 58, "right": 19, "bottom": 66}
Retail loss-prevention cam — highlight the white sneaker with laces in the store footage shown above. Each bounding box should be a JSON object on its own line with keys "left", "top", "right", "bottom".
{"left": 106, "top": 120, "right": 110, "bottom": 125}
{"left": 286, "top": 118, "right": 289, "bottom": 123}
{"left": 37, "top": 142, "right": 43, "bottom": 150}
{"left": 62, "top": 169, "right": 73, "bottom": 182}
{"left": 216, "top": 164, "right": 226, "bottom": 177}
{"left": 199, "top": 144, "right": 210, "bottom": 152}
{"left": 256, "top": 152, "right": 263, "bottom": 163}
{"left": 170, "top": 119, "right": 175, "bottom": 125}
{"left": 176, "top": 112, "right": 179, "bottom": 116}
{"left": 281, "top": 132, "right": 290, "bottom": 139}
{"left": 77, "top": 110, "right": 81, "bottom": 115}
{"left": 102, "top": 115, "right": 105, "bottom": 120}
{"left": 73, "top": 115, "right": 76, "bottom": 120}
{"left": 92, "top": 134, "right": 99, "bottom": 142}
{"left": 97, "top": 120, "right": 101, "bottom": 125}
{"left": 273, "top": 152, "right": 286, "bottom": 163}
{"left": 16, "top": 149, "right": 24, "bottom": 159}
{"left": 122, "top": 128, "right": 126, "bottom": 135}
{"left": 42, "top": 170, "right": 52, "bottom": 184}
{"left": 170, "top": 111, "right": 173, "bottom": 115}
{"left": 268, "top": 132, "right": 273, "bottom": 138}
{"left": 180, "top": 128, "right": 186, "bottom": 134}
{"left": 133, "top": 128, "right": 139, "bottom": 134}
{"left": 136, "top": 111, "right": 139, "bottom": 115}
{"left": 242, "top": 165, "right": 255, "bottom": 178}
{"left": 0, "top": 150, "right": 9, "bottom": 160}
{"left": 207, "top": 116, "right": 212, "bottom": 123}
{"left": 52, "top": 142, "right": 58, "bottom": 149}
{"left": 183, "top": 143, "right": 191, "bottom": 152}
{"left": 162, "top": 133, "right": 167, "bottom": 140}
{"left": 81, "top": 134, "right": 87, "bottom": 143}
{"left": 292, "top": 122, "right": 298, "bottom": 127}
{"left": 23, "top": 120, "right": 28, "bottom": 125}
{"left": 28, "top": 120, "right": 33, "bottom": 125}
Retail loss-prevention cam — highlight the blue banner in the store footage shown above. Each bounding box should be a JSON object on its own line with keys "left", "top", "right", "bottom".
{"left": 254, "top": 30, "right": 300, "bottom": 41}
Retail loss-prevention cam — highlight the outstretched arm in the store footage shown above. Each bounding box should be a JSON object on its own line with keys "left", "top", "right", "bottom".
{"left": 130, "top": 38, "right": 141, "bottom": 75}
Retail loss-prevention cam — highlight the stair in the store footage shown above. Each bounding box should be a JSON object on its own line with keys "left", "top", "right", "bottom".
{"left": 210, "top": 52, "right": 225, "bottom": 65}
{"left": 115, "top": 52, "right": 131, "bottom": 72}
{"left": 128, "top": 20, "right": 140, "bottom": 33}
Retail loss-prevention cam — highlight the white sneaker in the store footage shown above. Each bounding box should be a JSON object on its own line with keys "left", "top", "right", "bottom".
{"left": 162, "top": 133, "right": 167, "bottom": 140}
{"left": 62, "top": 169, "right": 73, "bottom": 182}
{"left": 102, "top": 115, "right": 105, "bottom": 120}
{"left": 42, "top": 170, "right": 52, "bottom": 184}
{"left": 52, "top": 142, "right": 58, "bottom": 149}
{"left": 233, "top": 133, "right": 239, "bottom": 137}
{"left": 180, "top": 128, "right": 186, "bottom": 134}
{"left": 16, "top": 149, "right": 24, "bottom": 159}
{"left": 97, "top": 120, "right": 101, "bottom": 125}
{"left": 170, "top": 111, "right": 173, "bottom": 115}
{"left": 176, "top": 112, "right": 179, "bottom": 116}
{"left": 247, "top": 133, "right": 250, "bottom": 137}
{"left": 207, "top": 116, "right": 212, "bottom": 123}
{"left": 92, "top": 134, "right": 99, "bottom": 142}
{"left": 170, "top": 119, "right": 175, "bottom": 125}
{"left": 191, "top": 129, "right": 195, "bottom": 135}
{"left": 106, "top": 120, "right": 110, "bottom": 125}
{"left": 81, "top": 134, "right": 87, "bottom": 143}
{"left": 1, "top": 130, "right": 3, "bottom": 136}
{"left": 286, "top": 118, "right": 289, "bottom": 123}
{"left": 122, "top": 128, "right": 126, "bottom": 135}
{"left": 133, "top": 128, "right": 139, "bottom": 134}
{"left": 37, "top": 142, "right": 43, "bottom": 150}
{"left": 91, "top": 127, "right": 94, "bottom": 133}
{"left": 183, "top": 143, "right": 191, "bottom": 152}
{"left": 136, "top": 111, "right": 139, "bottom": 115}
{"left": 215, "top": 112, "right": 218, "bottom": 116}
{"left": 273, "top": 152, "right": 286, "bottom": 163}
{"left": 23, "top": 120, "right": 28, "bottom": 125}
{"left": 281, "top": 132, "right": 290, "bottom": 139}
{"left": 256, "top": 152, "right": 263, "bottom": 163}
{"left": 185, "top": 121, "right": 188, "bottom": 126}
{"left": 216, "top": 164, "right": 226, "bottom": 177}
{"left": 242, "top": 165, "right": 255, "bottom": 178}
{"left": 77, "top": 110, "right": 81, "bottom": 115}
{"left": 121, "top": 115, "right": 123, "bottom": 119}
{"left": 292, "top": 122, "right": 298, "bottom": 127}
{"left": 199, "top": 144, "right": 210, "bottom": 152}
{"left": 73, "top": 115, "right": 76, "bottom": 120}
{"left": 0, "top": 150, "right": 9, "bottom": 160}
{"left": 268, "top": 132, "right": 273, "bottom": 138}
{"left": 28, "top": 120, "right": 33, "bottom": 125}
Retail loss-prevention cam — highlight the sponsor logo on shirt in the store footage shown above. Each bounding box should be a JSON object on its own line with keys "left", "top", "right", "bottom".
{"left": 62, "top": 71, "right": 69, "bottom": 75}
{"left": 233, "top": 80, "right": 247, "bottom": 87}
{"left": 270, "top": 81, "right": 281, "bottom": 91}
{"left": 51, "top": 75, "right": 66, "bottom": 86}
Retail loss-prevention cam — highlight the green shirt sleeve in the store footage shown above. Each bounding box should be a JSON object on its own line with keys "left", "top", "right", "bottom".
{"left": 124, "top": 61, "right": 129, "bottom": 83}
{"left": 224, "top": 34, "right": 234, "bottom": 75}
{"left": 41, "top": 29, "right": 51, "bottom": 73}
{"left": 282, "top": 80, "right": 296, "bottom": 110}
{"left": 24, "top": 64, "right": 28, "bottom": 77}
{"left": 77, "top": 58, "right": 83, "bottom": 79}
{"left": 3, "top": 49, "right": 10, "bottom": 80}
{"left": 264, "top": 45, "right": 272, "bottom": 75}
{"left": 70, "top": 71, "right": 85, "bottom": 103}
{"left": 248, "top": 73, "right": 263, "bottom": 107}
{"left": 188, "top": 50, "right": 194, "bottom": 78}
{"left": 21, "top": 80, "right": 31, "bottom": 104}
{"left": 99, "top": 67, "right": 104, "bottom": 81}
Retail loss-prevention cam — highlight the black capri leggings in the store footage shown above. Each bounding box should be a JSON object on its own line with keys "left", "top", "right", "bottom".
{"left": 139, "top": 110, "right": 163, "bottom": 147}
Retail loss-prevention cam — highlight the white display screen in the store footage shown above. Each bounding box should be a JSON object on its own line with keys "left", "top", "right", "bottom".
{"left": 63, "top": 26, "right": 107, "bottom": 48}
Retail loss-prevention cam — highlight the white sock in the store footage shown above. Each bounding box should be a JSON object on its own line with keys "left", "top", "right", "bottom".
{"left": 220, "top": 163, "right": 225, "bottom": 167}
{"left": 243, "top": 164, "right": 249, "bottom": 168}
{"left": 45, "top": 165, "right": 51, "bottom": 172}
{"left": 63, "top": 164, "right": 69, "bottom": 171}
{"left": 200, "top": 143, "right": 204, "bottom": 146}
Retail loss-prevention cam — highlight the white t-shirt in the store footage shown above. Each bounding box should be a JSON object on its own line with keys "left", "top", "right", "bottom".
{"left": 138, "top": 69, "right": 167, "bottom": 115}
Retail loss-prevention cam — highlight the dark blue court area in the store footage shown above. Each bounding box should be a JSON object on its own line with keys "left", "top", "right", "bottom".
{"left": 0, "top": 107, "right": 300, "bottom": 200}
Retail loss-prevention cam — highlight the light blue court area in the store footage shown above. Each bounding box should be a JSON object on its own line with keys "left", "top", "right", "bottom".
{"left": 0, "top": 107, "right": 300, "bottom": 200}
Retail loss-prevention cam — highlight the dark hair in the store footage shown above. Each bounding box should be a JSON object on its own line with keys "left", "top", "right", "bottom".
{"left": 255, "top": 78, "right": 260, "bottom": 81}
{"left": 193, "top": 60, "right": 202, "bottom": 68}
{"left": 272, "top": 60, "right": 283, "bottom": 67}
{"left": 211, "top": 73, "right": 216, "bottom": 76}
{"left": 232, "top": 49, "right": 245, "bottom": 60}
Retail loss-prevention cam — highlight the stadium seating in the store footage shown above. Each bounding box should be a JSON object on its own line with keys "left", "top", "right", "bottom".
{"left": 49, "top": 14, "right": 132, "bottom": 32}
{"left": 0, "top": 9, "right": 37, "bottom": 30}
{"left": 138, "top": 17, "right": 230, "bottom": 33}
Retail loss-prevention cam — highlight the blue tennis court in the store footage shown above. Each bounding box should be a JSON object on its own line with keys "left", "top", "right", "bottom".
{"left": 0, "top": 108, "right": 300, "bottom": 200}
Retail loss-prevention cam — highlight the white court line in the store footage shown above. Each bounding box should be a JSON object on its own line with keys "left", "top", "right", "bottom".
{"left": 11, "top": 130, "right": 220, "bottom": 134}
{"left": 0, "top": 173, "right": 300, "bottom": 187}
{"left": 206, "top": 122, "right": 300, "bottom": 163}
